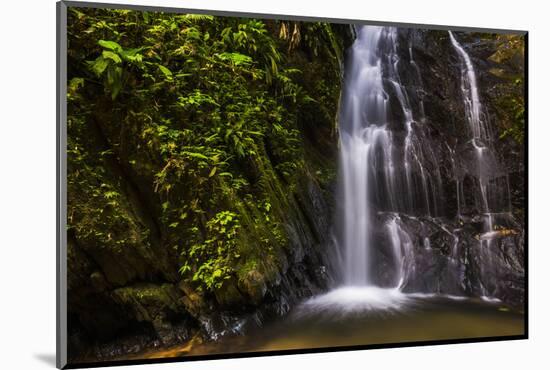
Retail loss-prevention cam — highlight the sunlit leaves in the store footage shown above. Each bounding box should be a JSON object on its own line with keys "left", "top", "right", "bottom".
{"left": 102, "top": 50, "right": 122, "bottom": 64}
{"left": 67, "top": 7, "right": 344, "bottom": 295}
{"left": 119, "top": 48, "right": 144, "bottom": 64}
{"left": 177, "top": 90, "right": 218, "bottom": 108}
{"left": 90, "top": 57, "right": 110, "bottom": 76}
{"left": 215, "top": 52, "right": 253, "bottom": 66}
{"left": 182, "top": 14, "right": 214, "bottom": 23}
{"left": 106, "top": 65, "right": 123, "bottom": 99}
{"left": 188, "top": 211, "right": 240, "bottom": 290}
{"left": 208, "top": 167, "right": 217, "bottom": 177}
{"left": 488, "top": 34, "right": 525, "bottom": 144}
{"left": 98, "top": 39, "right": 123, "bottom": 53}
{"left": 158, "top": 64, "right": 173, "bottom": 80}
{"left": 67, "top": 78, "right": 84, "bottom": 101}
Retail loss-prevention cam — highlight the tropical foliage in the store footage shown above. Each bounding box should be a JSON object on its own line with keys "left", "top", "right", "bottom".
{"left": 67, "top": 8, "right": 347, "bottom": 293}
{"left": 488, "top": 34, "right": 525, "bottom": 144}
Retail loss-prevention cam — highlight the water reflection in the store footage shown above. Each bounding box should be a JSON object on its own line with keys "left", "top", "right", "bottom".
{"left": 126, "top": 296, "right": 524, "bottom": 360}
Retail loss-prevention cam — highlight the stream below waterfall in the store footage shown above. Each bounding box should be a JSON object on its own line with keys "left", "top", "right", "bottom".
{"left": 122, "top": 294, "right": 523, "bottom": 360}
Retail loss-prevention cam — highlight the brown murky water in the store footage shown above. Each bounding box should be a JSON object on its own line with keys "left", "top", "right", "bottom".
{"left": 125, "top": 293, "right": 524, "bottom": 361}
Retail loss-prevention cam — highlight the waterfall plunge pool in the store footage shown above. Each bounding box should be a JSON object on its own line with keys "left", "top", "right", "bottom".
{"left": 122, "top": 291, "right": 524, "bottom": 361}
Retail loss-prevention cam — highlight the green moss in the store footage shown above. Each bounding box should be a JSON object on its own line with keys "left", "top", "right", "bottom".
{"left": 112, "top": 283, "right": 181, "bottom": 322}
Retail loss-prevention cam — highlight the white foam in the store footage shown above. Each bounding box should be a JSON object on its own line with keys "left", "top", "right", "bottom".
{"left": 293, "top": 288, "right": 475, "bottom": 321}
{"left": 408, "top": 292, "right": 468, "bottom": 301}
{"left": 481, "top": 295, "right": 501, "bottom": 303}
{"left": 479, "top": 231, "right": 500, "bottom": 240}
{"left": 297, "top": 286, "right": 411, "bottom": 317}
{"left": 443, "top": 294, "right": 469, "bottom": 301}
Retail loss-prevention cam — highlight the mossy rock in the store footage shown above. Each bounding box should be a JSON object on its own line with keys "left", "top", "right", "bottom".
{"left": 177, "top": 281, "right": 207, "bottom": 318}
{"left": 238, "top": 269, "right": 267, "bottom": 305}
{"left": 213, "top": 277, "right": 247, "bottom": 308}
{"left": 111, "top": 283, "right": 182, "bottom": 323}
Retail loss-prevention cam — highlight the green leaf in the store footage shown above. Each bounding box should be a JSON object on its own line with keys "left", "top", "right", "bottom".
{"left": 91, "top": 57, "right": 109, "bottom": 76}
{"left": 247, "top": 130, "right": 264, "bottom": 137}
{"left": 216, "top": 52, "right": 253, "bottom": 66}
{"left": 179, "top": 264, "right": 191, "bottom": 274}
{"left": 158, "top": 65, "right": 173, "bottom": 78}
{"left": 205, "top": 133, "right": 218, "bottom": 143}
{"left": 208, "top": 167, "right": 217, "bottom": 177}
{"left": 120, "top": 48, "right": 144, "bottom": 63}
{"left": 98, "top": 39, "right": 122, "bottom": 52}
{"left": 102, "top": 50, "right": 122, "bottom": 64}
{"left": 106, "top": 66, "right": 123, "bottom": 99}
{"left": 183, "top": 14, "right": 214, "bottom": 22}
{"left": 183, "top": 151, "right": 208, "bottom": 160}
{"left": 68, "top": 77, "right": 84, "bottom": 91}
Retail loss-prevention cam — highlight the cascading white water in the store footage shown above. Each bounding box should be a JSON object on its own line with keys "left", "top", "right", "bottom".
{"left": 300, "top": 26, "right": 415, "bottom": 312}
{"left": 448, "top": 32, "right": 508, "bottom": 233}
{"left": 448, "top": 32, "right": 486, "bottom": 140}
{"left": 338, "top": 26, "right": 438, "bottom": 288}
{"left": 294, "top": 27, "right": 521, "bottom": 317}
{"left": 386, "top": 215, "right": 414, "bottom": 288}
{"left": 448, "top": 31, "right": 515, "bottom": 298}
{"left": 296, "top": 26, "right": 519, "bottom": 316}
{"left": 449, "top": 31, "right": 490, "bottom": 216}
{"left": 339, "top": 26, "right": 394, "bottom": 286}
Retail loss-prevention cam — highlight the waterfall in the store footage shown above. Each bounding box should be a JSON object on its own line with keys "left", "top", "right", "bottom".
{"left": 448, "top": 32, "right": 512, "bottom": 230}
{"left": 299, "top": 26, "right": 522, "bottom": 315}
{"left": 449, "top": 31, "right": 490, "bottom": 222}
{"left": 448, "top": 32, "right": 487, "bottom": 140}
{"left": 338, "top": 26, "right": 389, "bottom": 286}
{"left": 449, "top": 31, "right": 515, "bottom": 298}
{"left": 337, "top": 26, "right": 437, "bottom": 288}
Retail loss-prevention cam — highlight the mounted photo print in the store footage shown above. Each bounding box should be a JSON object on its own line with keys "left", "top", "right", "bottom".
{"left": 56, "top": 1, "right": 527, "bottom": 368}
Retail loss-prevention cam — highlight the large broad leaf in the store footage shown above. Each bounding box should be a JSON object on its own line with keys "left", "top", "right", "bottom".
{"left": 158, "top": 65, "right": 173, "bottom": 79}
{"left": 98, "top": 40, "right": 122, "bottom": 53}
{"left": 120, "top": 47, "right": 144, "bottom": 63}
{"left": 107, "top": 66, "right": 123, "bottom": 99}
{"left": 91, "top": 57, "right": 110, "bottom": 76}
{"left": 102, "top": 50, "right": 122, "bottom": 64}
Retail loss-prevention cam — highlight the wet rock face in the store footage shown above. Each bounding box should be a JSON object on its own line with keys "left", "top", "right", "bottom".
{"left": 365, "top": 29, "right": 525, "bottom": 305}
{"left": 335, "top": 27, "right": 524, "bottom": 307}
{"left": 369, "top": 213, "right": 524, "bottom": 306}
